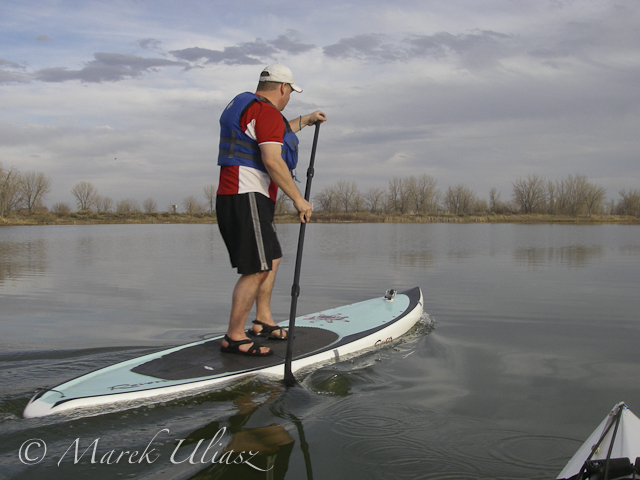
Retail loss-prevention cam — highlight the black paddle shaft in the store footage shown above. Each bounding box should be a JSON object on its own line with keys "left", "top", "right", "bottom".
{"left": 283, "top": 122, "right": 321, "bottom": 386}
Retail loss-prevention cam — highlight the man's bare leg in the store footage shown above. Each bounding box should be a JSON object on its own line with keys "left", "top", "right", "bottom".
{"left": 222, "top": 271, "right": 271, "bottom": 354}
{"left": 255, "top": 263, "right": 277, "bottom": 324}
{"left": 252, "top": 258, "right": 287, "bottom": 338}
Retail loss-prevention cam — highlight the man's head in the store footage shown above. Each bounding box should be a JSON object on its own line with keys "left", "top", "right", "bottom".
{"left": 255, "top": 63, "right": 302, "bottom": 111}
{"left": 258, "top": 64, "right": 302, "bottom": 93}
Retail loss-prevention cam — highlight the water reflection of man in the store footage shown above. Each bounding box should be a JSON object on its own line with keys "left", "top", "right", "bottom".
{"left": 183, "top": 387, "right": 296, "bottom": 480}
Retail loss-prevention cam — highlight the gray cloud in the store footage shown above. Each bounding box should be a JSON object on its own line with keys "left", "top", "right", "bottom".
{"left": 407, "top": 30, "right": 512, "bottom": 58}
{"left": 34, "top": 52, "right": 188, "bottom": 83}
{"left": 171, "top": 32, "right": 315, "bottom": 66}
{"left": 35, "top": 34, "right": 54, "bottom": 42}
{"left": 324, "top": 30, "right": 515, "bottom": 67}
{"left": 138, "top": 38, "right": 162, "bottom": 51}
{"left": 268, "top": 33, "right": 315, "bottom": 55}
{"left": 171, "top": 45, "right": 268, "bottom": 65}
{"left": 323, "top": 34, "right": 407, "bottom": 61}
{"left": 0, "top": 70, "right": 29, "bottom": 83}
{"left": 1, "top": 58, "right": 25, "bottom": 69}
{"left": 1, "top": 28, "right": 519, "bottom": 86}
{"left": 0, "top": 58, "right": 28, "bottom": 83}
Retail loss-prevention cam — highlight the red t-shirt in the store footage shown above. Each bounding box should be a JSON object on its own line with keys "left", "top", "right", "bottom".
{"left": 217, "top": 99, "right": 285, "bottom": 202}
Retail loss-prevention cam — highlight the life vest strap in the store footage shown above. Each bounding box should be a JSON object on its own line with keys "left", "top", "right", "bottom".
{"left": 220, "top": 130, "right": 261, "bottom": 161}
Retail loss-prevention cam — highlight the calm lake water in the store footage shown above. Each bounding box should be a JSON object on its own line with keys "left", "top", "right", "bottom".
{"left": 1, "top": 222, "right": 639, "bottom": 479}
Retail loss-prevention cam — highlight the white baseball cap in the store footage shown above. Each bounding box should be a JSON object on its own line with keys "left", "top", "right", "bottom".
{"left": 259, "top": 63, "right": 303, "bottom": 93}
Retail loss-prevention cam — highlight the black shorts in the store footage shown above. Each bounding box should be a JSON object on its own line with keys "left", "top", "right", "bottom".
{"left": 216, "top": 192, "right": 283, "bottom": 275}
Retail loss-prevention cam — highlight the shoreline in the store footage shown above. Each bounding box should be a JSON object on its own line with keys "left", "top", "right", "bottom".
{"left": 1, "top": 212, "right": 638, "bottom": 226}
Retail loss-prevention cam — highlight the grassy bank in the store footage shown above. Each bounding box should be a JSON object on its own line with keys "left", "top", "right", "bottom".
{"left": 298, "top": 212, "right": 640, "bottom": 224}
{"left": 2, "top": 211, "right": 639, "bottom": 226}
{"left": 0, "top": 211, "right": 217, "bottom": 226}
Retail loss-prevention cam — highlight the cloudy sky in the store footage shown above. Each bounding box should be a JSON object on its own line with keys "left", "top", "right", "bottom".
{"left": 1, "top": 0, "right": 639, "bottom": 210}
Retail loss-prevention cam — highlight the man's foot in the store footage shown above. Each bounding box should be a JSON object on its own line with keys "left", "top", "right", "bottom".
{"left": 249, "top": 319, "right": 288, "bottom": 340}
{"left": 220, "top": 335, "right": 272, "bottom": 356}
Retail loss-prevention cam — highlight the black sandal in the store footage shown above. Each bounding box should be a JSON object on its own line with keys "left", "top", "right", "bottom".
{"left": 249, "top": 320, "right": 287, "bottom": 340}
{"left": 220, "top": 335, "right": 272, "bottom": 356}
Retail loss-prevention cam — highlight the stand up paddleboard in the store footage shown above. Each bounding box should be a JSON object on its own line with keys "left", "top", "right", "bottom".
{"left": 24, "top": 287, "right": 423, "bottom": 418}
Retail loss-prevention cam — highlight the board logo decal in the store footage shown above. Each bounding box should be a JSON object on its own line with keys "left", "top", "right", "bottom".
{"left": 304, "top": 313, "right": 349, "bottom": 323}
{"left": 108, "top": 380, "right": 170, "bottom": 391}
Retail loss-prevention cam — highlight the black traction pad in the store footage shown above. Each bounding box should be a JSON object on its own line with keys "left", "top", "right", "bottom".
{"left": 131, "top": 326, "right": 339, "bottom": 380}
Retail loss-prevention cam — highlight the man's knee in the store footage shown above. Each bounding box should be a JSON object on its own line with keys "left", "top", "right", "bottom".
{"left": 242, "top": 270, "right": 270, "bottom": 284}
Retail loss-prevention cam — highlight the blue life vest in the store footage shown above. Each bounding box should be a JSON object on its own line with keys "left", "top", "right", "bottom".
{"left": 218, "top": 92, "right": 299, "bottom": 173}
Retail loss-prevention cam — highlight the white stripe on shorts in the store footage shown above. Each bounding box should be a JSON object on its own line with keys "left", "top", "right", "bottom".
{"left": 248, "top": 192, "right": 269, "bottom": 271}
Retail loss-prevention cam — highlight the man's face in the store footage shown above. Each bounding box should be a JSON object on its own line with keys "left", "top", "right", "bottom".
{"left": 280, "top": 83, "right": 294, "bottom": 110}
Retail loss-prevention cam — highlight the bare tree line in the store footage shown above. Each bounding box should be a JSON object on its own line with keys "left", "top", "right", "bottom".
{"left": 311, "top": 175, "right": 487, "bottom": 215}
{"left": 281, "top": 173, "right": 640, "bottom": 217}
{"left": 512, "top": 173, "right": 622, "bottom": 216}
{"left": 0, "top": 162, "right": 218, "bottom": 216}
{"left": 59, "top": 181, "right": 218, "bottom": 215}
{"left": 2, "top": 161, "right": 639, "bottom": 218}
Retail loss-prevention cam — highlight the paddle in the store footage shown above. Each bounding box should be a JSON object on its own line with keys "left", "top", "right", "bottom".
{"left": 283, "top": 122, "right": 321, "bottom": 386}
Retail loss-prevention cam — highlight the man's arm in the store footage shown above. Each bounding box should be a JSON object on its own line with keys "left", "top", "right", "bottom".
{"left": 288, "top": 110, "right": 327, "bottom": 133}
{"left": 259, "top": 143, "right": 312, "bottom": 223}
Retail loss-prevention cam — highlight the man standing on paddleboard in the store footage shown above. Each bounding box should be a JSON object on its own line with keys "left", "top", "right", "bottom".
{"left": 216, "top": 64, "right": 327, "bottom": 356}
